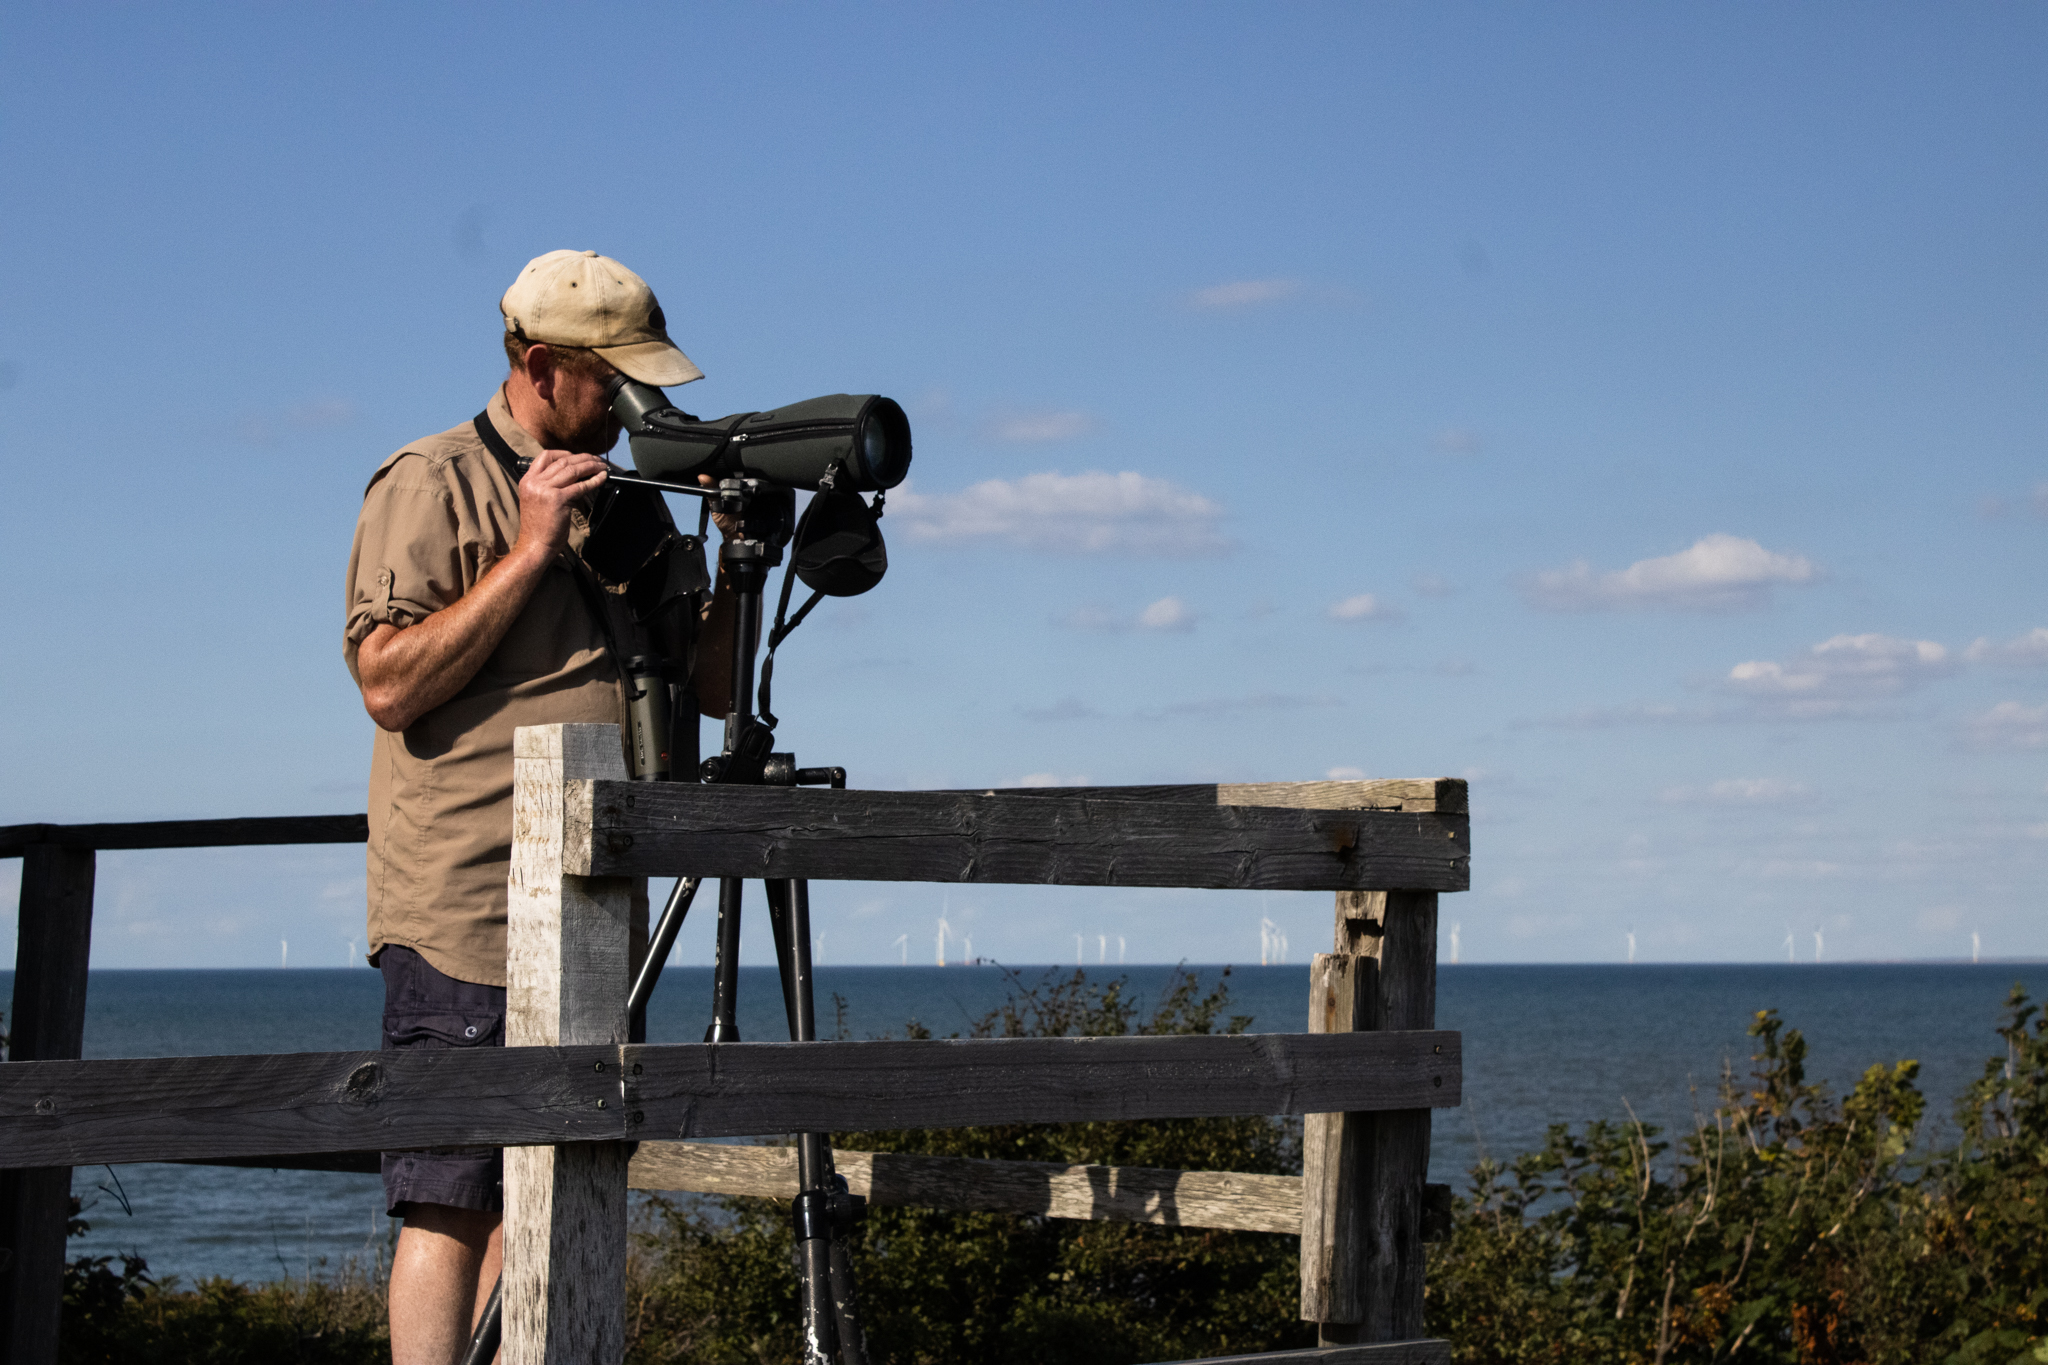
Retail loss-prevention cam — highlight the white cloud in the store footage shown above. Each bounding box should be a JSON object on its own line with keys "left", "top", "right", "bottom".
{"left": 1136, "top": 596, "right": 1196, "bottom": 631}
{"left": 1328, "top": 593, "right": 1401, "bottom": 622}
{"left": 1186, "top": 278, "right": 1301, "bottom": 310}
{"left": 1962, "top": 700, "right": 2048, "bottom": 751}
{"left": 1725, "top": 634, "right": 1955, "bottom": 716}
{"left": 1431, "top": 427, "right": 1483, "bottom": 455}
{"left": 998, "top": 772, "right": 1091, "bottom": 788}
{"left": 1412, "top": 573, "right": 1458, "bottom": 599}
{"left": 1965, "top": 628, "right": 2048, "bottom": 667}
{"left": 1152, "top": 692, "right": 1344, "bottom": 717}
{"left": 1058, "top": 596, "right": 1199, "bottom": 633}
{"left": 1524, "top": 534, "right": 1818, "bottom": 612}
{"left": 1326, "top": 766, "right": 1368, "bottom": 780}
{"left": 890, "top": 472, "right": 1229, "bottom": 557}
{"left": 1019, "top": 697, "right": 1100, "bottom": 722}
{"left": 1660, "top": 777, "right": 1812, "bottom": 805}
{"left": 988, "top": 410, "right": 1096, "bottom": 443}
{"left": 235, "top": 396, "right": 356, "bottom": 446}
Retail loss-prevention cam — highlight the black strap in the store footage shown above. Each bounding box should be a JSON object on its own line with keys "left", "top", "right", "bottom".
{"left": 471, "top": 411, "right": 630, "bottom": 683}
{"left": 756, "top": 485, "right": 887, "bottom": 726}
{"left": 757, "top": 558, "right": 822, "bottom": 730}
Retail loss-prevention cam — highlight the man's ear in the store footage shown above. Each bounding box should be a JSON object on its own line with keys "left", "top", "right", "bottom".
{"left": 524, "top": 343, "right": 558, "bottom": 404}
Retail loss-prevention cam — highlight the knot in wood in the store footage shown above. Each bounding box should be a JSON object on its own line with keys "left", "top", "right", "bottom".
{"left": 605, "top": 832, "right": 636, "bottom": 855}
{"left": 343, "top": 1061, "right": 385, "bottom": 1105}
{"left": 33, "top": 1097, "right": 54, "bottom": 1116}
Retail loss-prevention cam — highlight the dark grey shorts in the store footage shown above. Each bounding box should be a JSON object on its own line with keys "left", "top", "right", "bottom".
{"left": 379, "top": 944, "right": 505, "bottom": 1217}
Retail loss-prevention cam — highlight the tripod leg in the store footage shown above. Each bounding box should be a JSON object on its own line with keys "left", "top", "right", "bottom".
{"left": 629, "top": 876, "right": 700, "bottom": 1039}
{"left": 765, "top": 879, "right": 800, "bottom": 1041}
{"left": 826, "top": 1230, "right": 871, "bottom": 1365}
{"left": 779, "top": 879, "right": 870, "bottom": 1364}
{"left": 458, "top": 1275, "right": 502, "bottom": 1365}
{"left": 794, "top": 1186, "right": 839, "bottom": 1365}
{"left": 705, "top": 876, "right": 744, "bottom": 1043}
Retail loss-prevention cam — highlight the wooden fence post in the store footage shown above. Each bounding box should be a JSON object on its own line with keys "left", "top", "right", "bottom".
{"left": 1, "top": 844, "right": 96, "bottom": 1365}
{"left": 504, "top": 724, "right": 634, "bottom": 1365}
{"left": 1300, "top": 889, "right": 1438, "bottom": 1343}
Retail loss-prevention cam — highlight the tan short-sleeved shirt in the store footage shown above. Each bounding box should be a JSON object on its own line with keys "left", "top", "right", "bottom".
{"left": 344, "top": 387, "right": 651, "bottom": 986}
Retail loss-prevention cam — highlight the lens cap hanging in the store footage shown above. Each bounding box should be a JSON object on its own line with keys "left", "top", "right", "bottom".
{"left": 791, "top": 484, "right": 888, "bottom": 597}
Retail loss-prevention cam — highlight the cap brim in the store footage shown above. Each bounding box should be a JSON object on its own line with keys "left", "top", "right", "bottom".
{"left": 596, "top": 338, "right": 703, "bottom": 388}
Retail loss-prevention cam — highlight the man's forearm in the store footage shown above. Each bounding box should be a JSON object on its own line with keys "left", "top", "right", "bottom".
{"left": 356, "top": 545, "right": 556, "bottom": 732}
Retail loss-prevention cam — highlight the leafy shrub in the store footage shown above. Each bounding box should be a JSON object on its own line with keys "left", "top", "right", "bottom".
{"left": 60, "top": 1236, "right": 387, "bottom": 1365}
{"left": 625, "top": 967, "right": 1314, "bottom": 1365}
{"left": 1427, "top": 986, "right": 2048, "bottom": 1365}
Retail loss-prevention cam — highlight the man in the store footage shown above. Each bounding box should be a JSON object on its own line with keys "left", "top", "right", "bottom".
{"left": 344, "top": 249, "right": 721, "bottom": 1364}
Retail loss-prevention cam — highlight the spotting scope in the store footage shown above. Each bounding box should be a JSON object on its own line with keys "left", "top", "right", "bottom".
{"left": 608, "top": 378, "right": 912, "bottom": 493}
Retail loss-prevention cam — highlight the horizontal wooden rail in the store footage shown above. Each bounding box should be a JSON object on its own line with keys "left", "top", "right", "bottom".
{"left": 631, "top": 1141, "right": 1303, "bottom": 1234}
{"left": 0, "top": 1030, "right": 1459, "bottom": 1169}
{"left": 576, "top": 783, "right": 1470, "bottom": 891}
{"left": 0, "top": 815, "right": 368, "bottom": 859}
{"left": 962, "top": 779, "right": 1465, "bottom": 814}
{"left": 1156, "top": 1342, "right": 1449, "bottom": 1364}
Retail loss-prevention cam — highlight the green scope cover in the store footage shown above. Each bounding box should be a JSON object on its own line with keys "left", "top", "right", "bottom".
{"left": 623, "top": 391, "right": 911, "bottom": 493}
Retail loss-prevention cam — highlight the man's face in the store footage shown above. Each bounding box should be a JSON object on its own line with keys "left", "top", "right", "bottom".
{"left": 544, "top": 357, "right": 622, "bottom": 455}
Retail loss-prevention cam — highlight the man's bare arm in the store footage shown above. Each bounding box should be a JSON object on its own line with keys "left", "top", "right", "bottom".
{"left": 355, "top": 449, "right": 608, "bottom": 733}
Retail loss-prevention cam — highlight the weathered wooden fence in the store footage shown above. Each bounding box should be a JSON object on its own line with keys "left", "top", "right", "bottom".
{"left": 0, "top": 724, "right": 1467, "bottom": 1364}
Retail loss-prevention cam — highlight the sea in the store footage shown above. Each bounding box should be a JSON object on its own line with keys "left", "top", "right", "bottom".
{"left": 6, "top": 962, "right": 2037, "bottom": 1288}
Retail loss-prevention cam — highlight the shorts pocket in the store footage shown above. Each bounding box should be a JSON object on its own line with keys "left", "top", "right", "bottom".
{"left": 383, "top": 1008, "right": 503, "bottom": 1049}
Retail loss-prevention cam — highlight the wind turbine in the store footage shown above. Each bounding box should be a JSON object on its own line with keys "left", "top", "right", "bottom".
{"left": 892, "top": 933, "right": 908, "bottom": 966}
{"left": 1784, "top": 931, "right": 1796, "bottom": 964}
{"left": 1097, "top": 933, "right": 1106, "bottom": 965}
{"left": 1448, "top": 923, "right": 1462, "bottom": 966}
{"left": 1626, "top": 928, "right": 1636, "bottom": 965}
{"left": 936, "top": 915, "right": 952, "bottom": 968}
{"left": 1118, "top": 935, "right": 1126, "bottom": 964}
{"left": 1972, "top": 930, "right": 1981, "bottom": 964}
{"left": 1813, "top": 927, "right": 1824, "bottom": 963}
{"left": 280, "top": 938, "right": 288, "bottom": 969}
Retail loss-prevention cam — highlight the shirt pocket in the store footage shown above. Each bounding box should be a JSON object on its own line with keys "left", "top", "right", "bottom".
{"left": 383, "top": 1007, "right": 504, "bottom": 1049}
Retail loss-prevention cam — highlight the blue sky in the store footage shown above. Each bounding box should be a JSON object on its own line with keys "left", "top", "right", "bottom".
{"left": 2, "top": 4, "right": 2043, "bottom": 971}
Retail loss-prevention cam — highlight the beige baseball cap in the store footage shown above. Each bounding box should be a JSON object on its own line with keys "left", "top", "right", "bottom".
{"left": 500, "top": 249, "right": 703, "bottom": 388}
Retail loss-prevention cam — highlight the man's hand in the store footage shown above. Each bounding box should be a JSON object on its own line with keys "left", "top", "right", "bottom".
{"left": 515, "top": 449, "right": 610, "bottom": 563}
{"left": 699, "top": 474, "right": 739, "bottom": 539}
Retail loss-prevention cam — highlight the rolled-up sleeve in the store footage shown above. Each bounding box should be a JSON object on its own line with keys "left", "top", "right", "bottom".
{"left": 344, "top": 457, "right": 468, "bottom": 661}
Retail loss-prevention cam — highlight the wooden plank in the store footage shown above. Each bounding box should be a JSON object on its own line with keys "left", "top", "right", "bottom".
{"left": 0, "top": 1031, "right": 1460, "bottom": 1169}
{"left": 577, "top": 783, "right": 1470, "bottom": 892}
{"left": 0, "top": 1046, "right": 626, "bottom": 1167}
{"left": 1304, "top": 890, "right": 1439, "bottom": 1343}
{"left": 2, "top": 844, "right": 95, "bottom": 1365}
{"left": 505, "top": 723, "right": 633, "bottom": 1365}
{"left": 0, "top": 815, "right": 367, "bottom": 859}
{"left": 944, "top": 779, "right": 1465, "bottom": 815}
{"left": 1299, "top": 953, "right": 1365, "bottom": 1323}
{"left": 628, "top": 1142, "right": 1304, "bottom": 1235}
{"left": 622, "top": 1030, "right": 1459, "bottom": 1140}
{"left": 1152, "top": 1341, "right": 1449, "bottom": 1365}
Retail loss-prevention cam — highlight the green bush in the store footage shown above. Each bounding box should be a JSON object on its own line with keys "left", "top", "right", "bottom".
{"left": 1427, "top": 986, "right": 2048, "bottom": 1365}
{"left": 625, "top": 967, "right": 1314, "bottom": 1365}
{"left": 60, "top": 1240, "right": 387, "bottom": 1365}
{"left": 56, "top": 975, "right": 2048, "bottom": 1365}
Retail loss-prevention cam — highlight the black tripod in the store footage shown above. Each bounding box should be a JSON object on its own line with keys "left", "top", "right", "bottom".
{"left": 462, "top": 477, "right": 869, "bottom": 1365}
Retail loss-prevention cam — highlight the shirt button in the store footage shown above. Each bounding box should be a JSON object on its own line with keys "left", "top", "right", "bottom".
{"left": 464, "top": 1025, "right": 478, "bottom": 1038}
